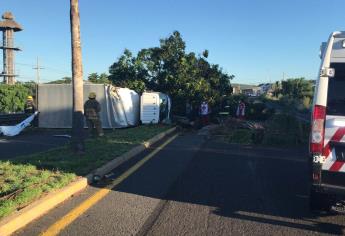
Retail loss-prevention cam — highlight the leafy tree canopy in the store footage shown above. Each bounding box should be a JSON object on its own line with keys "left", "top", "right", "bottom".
{"left": 0, "top": 84, "right": 31, "bottom": 113}
{"left": 88, "top": 73, "right": 110, "bottom": 84}
{"left": 273, "top": 78, "right": 314, "bottom": 99}
{"left": 46, "top": 77, "right": 72, "bottom": 84}
{"left": 108, "top": 31, "right": 234, "bottom": 114}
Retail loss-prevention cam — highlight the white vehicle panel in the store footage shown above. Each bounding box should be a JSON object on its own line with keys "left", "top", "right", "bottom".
{"left": 140, "top": 92, "right": 160, "bottom": 124}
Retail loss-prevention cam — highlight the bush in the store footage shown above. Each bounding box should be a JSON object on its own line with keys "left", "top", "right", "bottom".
{"left": 262, "top": 114, "right": 308, "bottom": 146}
{"left": 0, "top": 84, "right": 32, "bottom": 113}
{"left": 276, "top": 93, "right": 312, "bottom": 114}
{"left": 228, "top": 129, "right": 253, "bottom": 144}
{"left": 246, "top": 102, "right": 275, "bottom": 121}
{"left": 302, "top": 96, "right": 311, "bottom": 109}
{"left": 252, "top": 129, "right": 264, "bottom": 144}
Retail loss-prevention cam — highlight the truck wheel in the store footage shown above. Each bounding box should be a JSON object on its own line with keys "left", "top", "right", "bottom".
{"left": 310, "top": 190, "right": 333, "bottom": 212}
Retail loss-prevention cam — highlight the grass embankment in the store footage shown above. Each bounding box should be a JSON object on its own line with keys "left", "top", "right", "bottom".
{"left": 0, "top": 125, "right": 171, "bottom": 219}
{"left": 212, "top": 114, "right": 309, "bottom": 147}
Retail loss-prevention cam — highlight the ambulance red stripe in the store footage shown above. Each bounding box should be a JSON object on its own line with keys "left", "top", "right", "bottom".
{"left": 323, "top": 127, "right": 345, "bottom": 158}
{"left": 329, "top": 161, "right": 345, "bottom": 172}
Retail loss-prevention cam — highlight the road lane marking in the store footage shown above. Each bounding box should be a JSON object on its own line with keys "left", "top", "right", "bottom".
{"left": 40, "top": 133, "right": 179, "bottom": 236}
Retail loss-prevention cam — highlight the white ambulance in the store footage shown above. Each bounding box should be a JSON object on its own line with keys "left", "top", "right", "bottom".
{"left": 310, "top": 31, "right": 345, "bottom": 211}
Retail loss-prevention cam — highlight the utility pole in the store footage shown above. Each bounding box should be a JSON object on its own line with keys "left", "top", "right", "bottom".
{"left": 33, "top": 57, "right": 43, "bottom": 106}
{"left": 33, "top": 57, "right": 44, "bottom": 84}
{"left": 70, "top": 0, "right": 85, "bottom": 154}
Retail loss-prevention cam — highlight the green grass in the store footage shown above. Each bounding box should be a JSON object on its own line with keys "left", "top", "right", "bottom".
{"left": 212, "top": 113, "right": 308, "bottom": 147}
{"left": 0, "top": 125, "right": 171, "bottom": 220}
{"left": 262, "top": 114, "right": 308, "bottom": 147}
{"left": 0, "top": 162, "right": 75, "bottom": 219}
{"left": 228, "top": 129, "right": 253, "bottom": 145}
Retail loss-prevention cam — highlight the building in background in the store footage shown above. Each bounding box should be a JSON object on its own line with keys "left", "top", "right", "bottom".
{"left": 258, "top": 83, "right": 273, "bottom": 95}
{"left": 232, "top": 83, "right": 261, "bottom": 96}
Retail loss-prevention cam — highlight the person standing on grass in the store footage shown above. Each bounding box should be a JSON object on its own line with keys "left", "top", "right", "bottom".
{"left": 84, "top": 92, "right": 104, "bottom": 137}
{"left": 236, "top": 100, "right": 246, "bottom": 120}
{"left": 200, "top": 100, "right": 210, "bottom": 126}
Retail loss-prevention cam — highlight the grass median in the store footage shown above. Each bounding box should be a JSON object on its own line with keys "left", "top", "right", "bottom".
{"left": 0, "top": 125, "right": 172, "bottom": 220}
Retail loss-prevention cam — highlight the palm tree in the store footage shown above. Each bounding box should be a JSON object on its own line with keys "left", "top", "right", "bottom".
{"left": 70, "top": 0, "right": 85, "bottom": 153}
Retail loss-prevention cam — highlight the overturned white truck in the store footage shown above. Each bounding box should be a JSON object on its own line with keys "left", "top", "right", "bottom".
{"left": 38, "top": 84, "right": 140, "bottom": 128}
{"left": 140, "top": 92, "right": 171, "bottom": 124}
{"left": 37, "top": 84, "right": 171, "bottom": 128}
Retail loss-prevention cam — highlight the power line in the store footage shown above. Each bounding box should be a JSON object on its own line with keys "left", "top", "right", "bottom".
{"left": 15, "top": 62, "right": 33, "bottom": 67}
{"left": 14, "top": 61, "right": 71, "bottom": 83}
{"left": 44, "top": 66, "right": 70, "bottom": 74}
{"left": 16, "top": 61, "right": 70, "bottom": 74}
{"left": 32, "top": 57, "right": 44, "bottom": 84}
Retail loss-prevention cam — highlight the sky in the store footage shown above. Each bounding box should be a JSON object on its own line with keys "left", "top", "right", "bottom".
{"left": 1, "top": 0, "right": 345, "bottom": 84}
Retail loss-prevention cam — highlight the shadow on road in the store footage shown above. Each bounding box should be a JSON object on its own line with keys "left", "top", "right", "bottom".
{"left": 5, "top": 130, "right": 345, "bottom": 235}
{"left": 109, "top": 134, "right": 345, "bottom": 235}
{"left": 0, "top": 129, "right": 70, "bottom": 159}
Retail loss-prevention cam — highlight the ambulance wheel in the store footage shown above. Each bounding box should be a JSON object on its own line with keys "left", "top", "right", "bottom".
{"left": 310, "top": 190, "right": 333, "bottom": 212}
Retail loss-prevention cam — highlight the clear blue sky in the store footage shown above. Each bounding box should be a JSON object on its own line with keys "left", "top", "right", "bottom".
{"left": 2, "top": 0, "right": 345, "bottom": 84}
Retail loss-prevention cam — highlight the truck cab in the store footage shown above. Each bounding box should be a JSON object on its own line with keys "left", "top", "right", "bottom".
{"left": 310, "top": 31, "right": 345, "bottom": 211}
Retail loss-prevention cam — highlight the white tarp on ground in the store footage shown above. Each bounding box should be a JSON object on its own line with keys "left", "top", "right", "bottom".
{"left": 0, "top": 112, "right": 38, "bottom": 136}
{"left": 38, "top": 84, "right": 140, "bottom": 128}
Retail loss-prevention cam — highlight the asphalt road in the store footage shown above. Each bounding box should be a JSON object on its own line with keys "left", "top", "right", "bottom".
{"left": 0, "top": 129, "right": 70, "bottom": 159}
{"left": 14, "top": 131, "right": 345, "bottom": 236}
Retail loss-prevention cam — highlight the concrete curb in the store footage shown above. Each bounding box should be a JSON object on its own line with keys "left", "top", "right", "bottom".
{"left": 0, "top": 126, "right": 177, "bottom": 236}
{"left": 90, "top": 126, "right": 177, "bottom": 181}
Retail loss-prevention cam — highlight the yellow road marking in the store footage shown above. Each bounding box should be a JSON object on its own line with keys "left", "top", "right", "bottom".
{"left": 40, "top": 133, "right": 179, "bottom": 236}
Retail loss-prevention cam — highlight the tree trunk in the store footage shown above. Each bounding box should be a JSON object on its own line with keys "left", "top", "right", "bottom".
{"left": 70, "top": 0, "right": 85, "bottom": 153}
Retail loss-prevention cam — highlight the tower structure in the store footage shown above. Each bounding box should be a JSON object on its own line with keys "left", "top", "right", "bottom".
{"left": 0, "top": 12, "right": 23, "bottom": 85}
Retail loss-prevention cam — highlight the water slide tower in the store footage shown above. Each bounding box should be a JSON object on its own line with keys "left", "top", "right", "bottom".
{"left": 0, "top": 12, "right": 23, "bottom": 85}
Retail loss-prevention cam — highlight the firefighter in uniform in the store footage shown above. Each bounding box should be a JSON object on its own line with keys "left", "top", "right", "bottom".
{"left": 84, "top": 92, "right": 104, "bottom": 137}
{"left": 24, "top": 96, "right": 36, "bottom": 114}
{"left": 24, "top": 96, "right": 38, "bottom": 127}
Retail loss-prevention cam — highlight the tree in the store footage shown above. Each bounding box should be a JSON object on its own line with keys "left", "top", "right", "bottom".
{"left": 281, "top": 78, "right": 313, "bottom": 99}
{"left": 109, "top": 49, "right": 147, "bottom": 93}
{"left": 0, "top": 84, "right": 30, "bottom": 113}
{"left": 87, "top": 73, "right": 98, "bottom": 83}
{"left": 272, "top": 81, "right": 281, "bottom": 97}
{"left": 98, "top": 73, "right": 109, "bottom": 84}
{"left": 202, "top": 49, "right": 209, "bottom": 58}
{"left": 47, "top": 77, "right": 72, "bottom": 84}
{"left": 108, "top": 31, "right": 234, "bottom": 114}
{"left": 16, "top": 80, "right": 37, "bottom": 96}
{"left": 70, "top": 0, "right": 85, "bottom": 154}
{"left": 87, "top": 72, "right": 110, "bottom": 84}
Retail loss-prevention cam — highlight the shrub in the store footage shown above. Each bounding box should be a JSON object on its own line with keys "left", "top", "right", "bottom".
{"left": 246, "top": 102, "right": 274, "bottom": 121}
{"left": 262, "top": 114, "right": 308, "bottom": 146}
{"left": 0, "top": 84, "right": 32, "bottom": 113}
{"left": 228, "top": 129, "right": 253, "bottom": 144}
